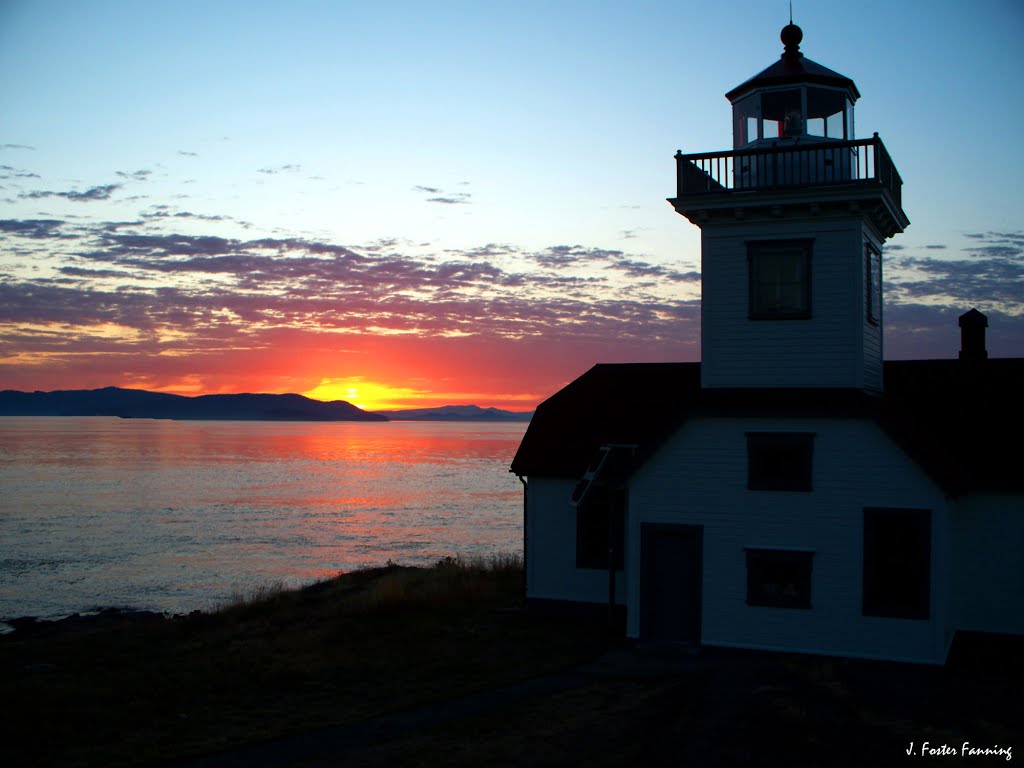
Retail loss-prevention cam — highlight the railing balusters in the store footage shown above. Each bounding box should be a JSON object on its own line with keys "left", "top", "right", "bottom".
{"left": 676, "top": 137, "right": 900, "bottom": 200}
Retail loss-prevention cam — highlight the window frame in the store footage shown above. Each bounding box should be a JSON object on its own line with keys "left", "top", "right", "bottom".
{"left": 746, "top": 432, "right": 815, "bottom": 492}
{"left": 575, "top": 488, "right": 625, "bottom": 571}
{"left": 865, "top": 242, "right": 881, "bottom": 326}
{"left": 862, "top": 507, "right": 931, "bottom": 620}
{"left": 745, "top": 548, "right": 814, "bottom": 609}
{"left": 747, "top": 239, "right": 813, "bottom": 320}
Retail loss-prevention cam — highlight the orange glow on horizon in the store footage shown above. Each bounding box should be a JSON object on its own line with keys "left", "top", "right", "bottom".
{"left": 302, "top": 376, "right": 540, "bottom": 412}
{"left": 301, "top": 376, "right": 433, "bottom": 412}
{"left": 108, "top": 374, "right": 539, "bottom": 413}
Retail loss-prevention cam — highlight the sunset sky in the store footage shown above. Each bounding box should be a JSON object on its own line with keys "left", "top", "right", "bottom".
{"left": 2, "top": 0, "right": 1022, "bottom": 411}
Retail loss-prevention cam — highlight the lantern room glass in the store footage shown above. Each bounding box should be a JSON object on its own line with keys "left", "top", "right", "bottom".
{"left": 732, "top": 86, "right": 854, "bottom": 147}
{"left": 805, "top": 87, "right": 850, "bottom": 139}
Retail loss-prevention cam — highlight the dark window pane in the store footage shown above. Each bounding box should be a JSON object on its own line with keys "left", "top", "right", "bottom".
{"left": 748, "top": 240, "right": 812, "bottom": 319}
{"left": 576, "top": 489, "right": 625, "bottom": 570}
{"left": 806, "top": 87, "right": 848, "bottom": 139}
{"left": 863, "top": 508, "right": 931, "bottom": 620}
{"left": 733, "top": 94, "right": 758, "bottom": 146}
{"left": 746, "top": 549, "right": 813, "bottom": 609}
{"left": 762, "top": 89, "right": 803, "bottom": 138}
{"left": 866, "top": 244, "right": 881, "bottom": 325}
{"left": 747, "top": 433, "right": 814, "bottom": 491}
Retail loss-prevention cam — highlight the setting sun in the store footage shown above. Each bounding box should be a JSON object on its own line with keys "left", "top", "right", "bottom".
{"left": 302, "top": 377, "right": 431, "bottom": 412}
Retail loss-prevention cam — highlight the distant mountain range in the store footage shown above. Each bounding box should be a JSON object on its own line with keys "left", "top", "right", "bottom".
{"left": 374, "top": 404, "right": 533, "bottom": 422}
{"left": 0, "top": 387, "right": 533, "bottom": 423}
{"left": 0, "top": 386, "right": 386, "bottom": 422}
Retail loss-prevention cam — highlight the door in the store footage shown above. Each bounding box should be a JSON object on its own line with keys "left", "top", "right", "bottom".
{"left": 640, "top": 524, "right": 702, "bottom": 644}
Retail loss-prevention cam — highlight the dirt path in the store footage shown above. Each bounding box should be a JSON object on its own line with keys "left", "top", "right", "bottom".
{"left": 171, "top": 646, "right": 700, "bottom": 768}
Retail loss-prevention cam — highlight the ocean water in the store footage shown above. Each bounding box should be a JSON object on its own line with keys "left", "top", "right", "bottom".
{"left": 0, "top": 417, "right": 527, "bottom": 621}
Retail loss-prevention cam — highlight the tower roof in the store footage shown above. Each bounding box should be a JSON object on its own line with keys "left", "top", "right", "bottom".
{"left": 725, "top": 23, "right": 860, "bottom": 104}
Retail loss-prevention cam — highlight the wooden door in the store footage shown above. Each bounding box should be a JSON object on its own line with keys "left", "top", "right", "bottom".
{"left": 640, "top": 524, "right": 702, "bottom": 644}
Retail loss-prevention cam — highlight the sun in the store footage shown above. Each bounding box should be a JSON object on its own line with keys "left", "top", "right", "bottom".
{"left": 302, "top": 377, "right": 428, "bottom": 412}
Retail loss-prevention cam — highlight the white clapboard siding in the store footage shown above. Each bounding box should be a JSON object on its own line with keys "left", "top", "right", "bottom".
{"left": 953, "top": 494, "right": 1024, "bottom": 635}
{"left": 525, "top": 477, "right": 626, "bottom": 605}
{"left": 700, "top": 215, "right": 883, "bottom": 392}
{"left": 626, "top": 416, "right": 953, "bottom": 664}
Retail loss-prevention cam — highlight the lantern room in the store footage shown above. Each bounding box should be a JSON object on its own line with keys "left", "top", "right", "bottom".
{"left": 727, "top": 23, "right": 858, "bottom": 148}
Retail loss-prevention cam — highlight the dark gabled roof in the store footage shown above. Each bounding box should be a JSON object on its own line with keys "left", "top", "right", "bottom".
{"left": 724, "top": 24, "right": 860, "bottom": 103}
{"left": 725, "top": 54, "right": 860, "bottom": 104}
{"left": 877, "top": 358, "right": 1024, "bottom": 496}
{"left": 510, "top": 358, "right": 1024, "bottom": 497}
{"left": 510, "top": 363, "right": 699, "bottom": 478}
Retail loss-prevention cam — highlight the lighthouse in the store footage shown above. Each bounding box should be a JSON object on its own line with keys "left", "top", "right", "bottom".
{"left": 512, "top": 21, "right": 1024, "bottom": 666}
{"left": 670, "top": 23, "right": 909, "bottom": 393}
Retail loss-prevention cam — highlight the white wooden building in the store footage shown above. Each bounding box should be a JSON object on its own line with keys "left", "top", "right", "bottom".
{"left": 510, "top": 24, "right": 1024, "bottom": 665}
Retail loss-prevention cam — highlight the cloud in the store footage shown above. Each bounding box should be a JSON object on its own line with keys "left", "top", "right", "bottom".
{"left": 427, "top": 196, "right": 471, "bottom": 204}
{"left": 0, "top": 144, "right": 35, "bottom": 151}
{"left": 58, "top": 266, "right": 141, "bottom": 279}
{"left": 887, "top": 231, "right": 1024, "bottom": 313}
{"left": 0, "top": 219, "right": 69, "bottom": 239}
{"left": 116, "top": 169, "right": 152, "bottom": 182}
{"left": 0, "top": 165, "right": 40, "bottom": 179}
{"left": 1, "top": 203, "right": 1018, "bottom": 399}
{"left": 177, "top": 150, "right": 199, "bottom": 157}
{"left": 140, "top": 209, "right": 235, "bottom": 224}
{"left": 20, "top": 183, "right": 122, "bottom": 202}
{"left": 257, "top": 164, "right": 302, "bottom": 174}
{"left": 0, "top": 211, "right": 702, "bottom": 358}
{"left": 413, "top": 184, "right": 472, "bottom": 204}
{"left": 606, "top": 259, "right": 700, "bottom": 283}
{"left": 530, "top": 244, "right": 623, "bottom": 268}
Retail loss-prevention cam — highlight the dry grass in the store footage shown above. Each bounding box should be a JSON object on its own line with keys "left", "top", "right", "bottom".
{"left": 0, "top": 553, "right": 603, "bottom": 768}
{"left": 3, "top": 558, "right": 1020, "bottom": 768}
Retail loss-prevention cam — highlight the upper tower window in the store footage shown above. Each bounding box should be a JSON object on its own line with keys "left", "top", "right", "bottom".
{"left": 866, "top": 243, "right": 881, "bottom": 325}
{"left": 806, "top": 87, "right": 851, "bottom": 139}
{"left": 748, "top": 239, "right": 812, "bottom": 319}
{"left": 733, "top": 94, "right": 759, "bottom": 146}
{"left": 762, "top": 89, "right": 803, "bottom": 138}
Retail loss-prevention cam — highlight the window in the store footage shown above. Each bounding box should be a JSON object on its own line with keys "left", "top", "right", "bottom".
{"left": 865, "top": 243, "right": 881, "bottom": 325}
{"left": 748, "top": 240, "right": 812, "bottom": 319}
{"left": 746, "top": 549, "right": 813, "bottom": 608}
{"left": 862, "top": 508, "right": 931, "bottom": 620}
{"left": 761, "top": 89, "right": 802, "bottom": 139}
{"left": 805, "top": 87, "right": 849, "bottom": 139}
{"left": 747, "top": 433, "right": 814, "bottom": 491}
{"left": 732, "top": 93, "right": 759, "bottom": 146}
{"left": 576, "top": 488, "right": 625, "bottom": 570}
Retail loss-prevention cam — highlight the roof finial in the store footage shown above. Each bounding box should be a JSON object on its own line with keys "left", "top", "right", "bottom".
{"left": 780, "top": 15, "right": 803, "bottom": 60}
{"left": 789, "top": 0, "right": 793, "bottom": 25}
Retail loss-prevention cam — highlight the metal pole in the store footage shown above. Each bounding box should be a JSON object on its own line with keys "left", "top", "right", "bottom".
{"left": 607, "top": 492, "right": 616, "bottom": 637}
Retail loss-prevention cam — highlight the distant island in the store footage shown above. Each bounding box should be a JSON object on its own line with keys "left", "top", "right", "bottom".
{"left": 374, "top": 404, "right": 533, "bottom": 422}
{"left": 0, "top": 387, "right": 533, "bottom": 423}
{"left": 0, "top": 386, "right": 386, "bottom": 422}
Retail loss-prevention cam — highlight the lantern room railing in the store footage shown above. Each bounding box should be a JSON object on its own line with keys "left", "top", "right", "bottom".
{"left": 675, "top": 133, "right": 902, "bottom": 209}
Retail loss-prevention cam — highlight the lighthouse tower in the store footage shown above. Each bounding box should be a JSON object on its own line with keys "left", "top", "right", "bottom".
{"left": 671, "top": 24, "right": 909, "bottom": 392}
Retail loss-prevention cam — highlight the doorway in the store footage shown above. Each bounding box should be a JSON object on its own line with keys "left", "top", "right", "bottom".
{"left": 640, "top": 524, "right": 703, "bottom": 644}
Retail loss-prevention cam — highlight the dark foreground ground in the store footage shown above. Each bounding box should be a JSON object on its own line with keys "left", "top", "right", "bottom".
{"left": 2, "top": 560, "right": 1021, "bottom": 767}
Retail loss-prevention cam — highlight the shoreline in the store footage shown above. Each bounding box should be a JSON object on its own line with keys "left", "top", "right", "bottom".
{"left": 1, "top": 606, "right": 172, "bottom": 638}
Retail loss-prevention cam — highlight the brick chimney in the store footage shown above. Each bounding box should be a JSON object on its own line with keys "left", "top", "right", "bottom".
{"left": 958, "top": 308, "right": 988, "bottom": 362}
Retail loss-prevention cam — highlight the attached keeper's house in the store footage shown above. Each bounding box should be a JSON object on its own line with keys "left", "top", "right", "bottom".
{"left": 510, "top": 24, "right": 1024, "bottom": 665}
